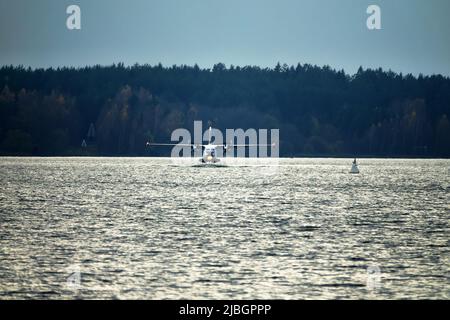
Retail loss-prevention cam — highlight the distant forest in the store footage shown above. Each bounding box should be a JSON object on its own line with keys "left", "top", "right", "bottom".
{"left": 0, "top": 63, "right": 449, "bottom": 157}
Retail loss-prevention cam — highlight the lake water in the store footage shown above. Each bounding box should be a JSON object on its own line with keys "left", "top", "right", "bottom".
{"left": 0, "top": 157, "right": 448, "bottom": 299}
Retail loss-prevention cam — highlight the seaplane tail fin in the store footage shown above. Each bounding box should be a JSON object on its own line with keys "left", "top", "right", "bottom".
{"left": 208, "top": 126, "right": 212, "bottom": 144}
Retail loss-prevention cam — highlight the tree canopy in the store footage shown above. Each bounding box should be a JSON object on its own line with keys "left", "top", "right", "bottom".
{"left": 0, "top": 63, "right": 449, "bottom": 157}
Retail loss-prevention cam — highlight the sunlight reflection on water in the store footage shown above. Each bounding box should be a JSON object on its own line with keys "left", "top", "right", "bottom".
{"left": 0, "top": 157, "right": 449, "bottom": 299}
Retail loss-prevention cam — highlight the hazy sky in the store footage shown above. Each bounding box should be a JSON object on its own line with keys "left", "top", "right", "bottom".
{"left": 0, "top": 0, "right": 449, "bottom": 76}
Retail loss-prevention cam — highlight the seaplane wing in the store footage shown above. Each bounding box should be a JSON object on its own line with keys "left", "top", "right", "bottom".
{"left": 229, "top": 143, "right": 276, "bottom": 148}
{"left": 147, "top": 141, "right": 276, "bottom": 149}
{"left": 148, "top": 143, "right": 191, "bottom": 147}
{"left": 146, "top": 142, "right": 203, "bottom": 147}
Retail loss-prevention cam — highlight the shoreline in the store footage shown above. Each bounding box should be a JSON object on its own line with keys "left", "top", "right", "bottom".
{"left": 1, "top": 155, "right": 449, "bottom": 160}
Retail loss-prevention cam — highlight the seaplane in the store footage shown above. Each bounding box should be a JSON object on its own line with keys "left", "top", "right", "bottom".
{"left": 146, "top": 126, "right": 276, "bottom": 165}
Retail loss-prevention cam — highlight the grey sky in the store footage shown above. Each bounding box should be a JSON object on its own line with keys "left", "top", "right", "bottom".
{"left": 0, "top": 0, "right": 449, "bottom": 76}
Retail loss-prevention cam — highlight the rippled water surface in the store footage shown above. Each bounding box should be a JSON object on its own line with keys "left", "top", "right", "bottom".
{"left": 0, "top": 157, "right": 449, "bottom": 299}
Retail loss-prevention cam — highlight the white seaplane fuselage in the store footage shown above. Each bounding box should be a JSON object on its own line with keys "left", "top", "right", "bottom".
{"left": 201, "top": 144, "right": 221, "bottom": 164}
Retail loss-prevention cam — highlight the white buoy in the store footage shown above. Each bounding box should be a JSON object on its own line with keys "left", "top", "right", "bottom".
{"left": 349, "top": 158, "right": 359, "bottom": 174}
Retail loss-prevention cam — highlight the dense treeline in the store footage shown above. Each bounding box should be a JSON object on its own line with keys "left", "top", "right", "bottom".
{"left": 0, "top": 63, "right": 449, "bottom": 157}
